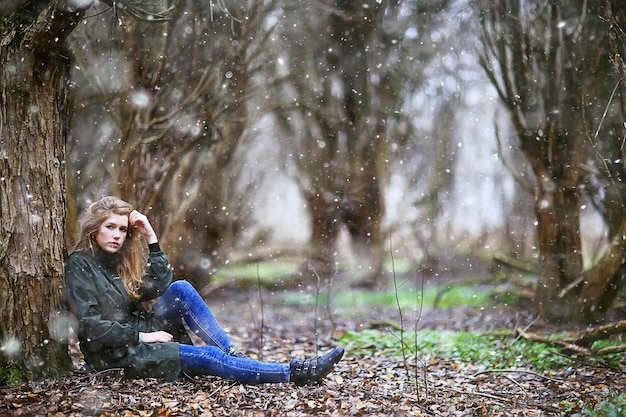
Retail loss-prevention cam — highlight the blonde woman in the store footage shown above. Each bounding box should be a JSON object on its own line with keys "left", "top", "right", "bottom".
{"left": 65, "top": 196, "right": 343, "bottom": 384}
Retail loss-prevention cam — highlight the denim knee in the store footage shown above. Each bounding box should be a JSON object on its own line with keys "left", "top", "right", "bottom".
{"left": 168, "top": 279, "right": 195, "bottom": 294}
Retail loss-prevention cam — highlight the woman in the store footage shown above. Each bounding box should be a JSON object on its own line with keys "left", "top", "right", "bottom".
{"left": 65, "top": 196, "right": 344, "bottom": 384}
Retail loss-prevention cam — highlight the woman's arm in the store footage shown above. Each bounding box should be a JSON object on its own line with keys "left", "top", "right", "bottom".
{"left": 129, "top": 210, "right": 173, "bottom": 300}
{"left": 140, "top": 243, "right": 173, "bottom": 300}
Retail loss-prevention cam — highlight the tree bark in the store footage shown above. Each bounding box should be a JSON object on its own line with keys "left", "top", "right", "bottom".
{"left": 0, "top": 1, "right": 84, "bottom": 378}
{"left": 533, "top": 181, "right": 584, "bottom": 322}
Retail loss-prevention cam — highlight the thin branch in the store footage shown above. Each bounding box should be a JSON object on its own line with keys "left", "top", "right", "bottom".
{"left": 450, "top": 388, "right": 512, "bottom": 403}
{"left": 473, "top": 368, "right": 564, "bottom": 384}
{"left": 494, "top": 117, "right": 533, "bottom": 194}
{"left": 255, "top": 259, "right": 265, "bottom": 360}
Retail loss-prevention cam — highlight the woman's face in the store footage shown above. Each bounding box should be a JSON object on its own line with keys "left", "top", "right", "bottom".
{"left": 95, "top": 213, "right": 129, "bottom": 253}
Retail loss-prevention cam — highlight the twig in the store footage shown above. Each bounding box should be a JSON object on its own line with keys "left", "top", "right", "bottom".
{"left": 566, "top": 319, "right": 626, "bottom": 346}
{"left": 390, "top": 237, "right": 410, "bottom": 392}
{"left": 389, "top": 237, "right": 428, "bottom": 400}
{"left": 473, "top": 369, "right": 564, "bottom": 384}
{"left": 551, "top": 350, "right": 626, "bottom": 374}
{"left": 324, "top": 265, "right": 338, "bottom": 336}
{"left": 415, "top": 267, "right": 428, "bottom": 400}
{"left": 494, "top": 118, "right": 534, "bottom": 194}
{"left": 513, "top": 315, "right": 541, "bottom": 342}
{"left": 312, "top": 262, "right": 322, "bottom": 355}
{"left": 450, "top": 387, "right": 512, "bottom": 403}
{"left": 493, "top": 251, "right": 539, "bottom": 274}
{"left": 517, "top": 326, "right": 626, "bottom": 363}
{"left": 516, "top": 328, "right": 589, "bottom": 354}
{"left": 255, "top": 260, "right": 265, "bottom": 360}
{"left": 596, "top": 344, "right": 626, "bottom": 355}
{"left": 493, "top": 373, "right": 528, "bottom": 398}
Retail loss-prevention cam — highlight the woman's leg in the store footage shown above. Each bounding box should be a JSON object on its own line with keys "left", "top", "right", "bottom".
{"left": 158, "top": 281, "right": 346, "bottom": 385}
{"left": 154, "top": 280, "right": 234, "bottom": 352}
{"left": 179, "top": 344, "right": 345, "bottom": 385}
{"left": 179, "top": 344, "right": 290, "bottom": 384}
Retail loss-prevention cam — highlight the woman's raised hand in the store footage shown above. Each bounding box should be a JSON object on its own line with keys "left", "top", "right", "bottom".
{"left": 129, "top": 210, "right": 158, "bottom": 244}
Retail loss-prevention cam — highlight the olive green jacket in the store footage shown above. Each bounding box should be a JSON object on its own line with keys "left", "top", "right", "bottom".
{"left": 65, "top": 245, "right": 181, "bottom": 380}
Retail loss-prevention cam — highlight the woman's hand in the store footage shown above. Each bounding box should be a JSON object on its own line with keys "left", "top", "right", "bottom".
{"left": 129, "top": 210, "right": 158, "bottom": 244}
{"left": 139, "top": 331, "right": 174, "bottom": 344}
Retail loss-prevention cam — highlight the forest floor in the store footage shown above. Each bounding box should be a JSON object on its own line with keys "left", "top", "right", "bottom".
{"left": 1, "top": 271, "right": 625, "bottom": 416}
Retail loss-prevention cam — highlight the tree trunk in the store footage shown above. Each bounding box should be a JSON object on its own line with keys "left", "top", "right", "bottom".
{"left": 0, "top": 1, "right": 84, "bottom": 379}
{"left": 479, "top": 1, "right": 623, "bottom": 324}
{"left": 574, "top": 221, "right": 626, "bottom": 323}
{"left": 532, "top": 164, "right": 583, "bottom": 322}
{"left": 304, "top": 0, "right": 387, "bottom": 287}
{"left": 306, "top": 183, "right": 342, "bottom": 276}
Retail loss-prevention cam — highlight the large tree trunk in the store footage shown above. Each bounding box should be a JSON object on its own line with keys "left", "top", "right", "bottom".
{"left": 0, "top": 1, "right": 84, "bottom": 379}
{"left": 532, "top": 151, "right": 583, "bottom": 322}
{"left": 479, "top": 1, "right": 624, "bottom": 324}
{"left": 572, "top": 0, "right": 626, "bottom": 324}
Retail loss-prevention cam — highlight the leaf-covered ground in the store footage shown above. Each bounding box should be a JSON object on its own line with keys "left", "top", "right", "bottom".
{"left": 2, "top": 283, "right": 625, "bottom": 416}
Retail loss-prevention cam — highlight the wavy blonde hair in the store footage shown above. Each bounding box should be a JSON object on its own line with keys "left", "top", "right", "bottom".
{"left": 72, "top": 196, "right": 146, "bottom": 299}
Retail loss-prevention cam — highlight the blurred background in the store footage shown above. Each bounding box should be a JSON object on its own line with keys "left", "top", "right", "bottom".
{"left": 64, "top": 1, "right": 622, "bottom": 325}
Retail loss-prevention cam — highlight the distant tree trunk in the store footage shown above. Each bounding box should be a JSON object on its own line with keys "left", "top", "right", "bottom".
{"left": 291, "top": 0, "right": 387, "bottom": 287}
{"left": 479, "top": 0, "right": 621, "bottom": 324}
{"left": 174, "top": 44, "right": 250, "bottom": 288}
{"left": 0, "top": 1, "right": 85, "bottom": 379}
{"left": 529, "top": 135, "right": 584, "bottom": 321}
{"left": 575, "top": 219, "right": 626, "bottom": 322}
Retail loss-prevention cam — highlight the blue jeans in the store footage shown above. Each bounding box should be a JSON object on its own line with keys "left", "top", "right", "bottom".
{"left": 154, "top": 280, "right": 290, "bottom": 384}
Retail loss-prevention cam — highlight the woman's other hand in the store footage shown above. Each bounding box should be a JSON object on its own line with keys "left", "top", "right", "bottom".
{"left": 139, "top": 331, "right": 174, "bottom": 344}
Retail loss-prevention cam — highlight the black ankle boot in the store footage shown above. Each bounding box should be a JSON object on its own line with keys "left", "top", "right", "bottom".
{"left": 289, "top": 346, "right": 344, "bottom": 386}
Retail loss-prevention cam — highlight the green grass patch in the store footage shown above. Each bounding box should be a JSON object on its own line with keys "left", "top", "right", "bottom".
{"left": 211, "top": 258, "right": 513, "bottom": 310}
{"left": 338, "top": 328, "right": 624, "bottom": 372}
{"left": 211, "top": 259, "right": 302, "bottom": 284}
{"left": 281, "top": 285, "right": 496, "bottom": 310}
{"left": 572, "top": 393, "right": 626, "bottom": 417}
{"left": 210, "top": 257, "right": 502, "bottom": 310}
{"left": 0, "top": 366, "right": 25, "bottom": 386}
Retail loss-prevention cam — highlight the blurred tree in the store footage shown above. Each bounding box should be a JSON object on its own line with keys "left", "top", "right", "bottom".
{"left": 0, "top": 0, "right": 88, "bottom": 379}
{"left": 266, "top": 0, "right": 455, "bottom": 286}
{"left": 382, "top": 1, "right": 467, "bottom": 271}
{"left": 264, "top": 1, "right": 383, "bottom": 286}
{"left": 301, "top": 0, "right": 388, "bottom": 287}
{"left": 265, "top": 0, "right": 390, "bottom": 287}
{"left": 67, "top": 1, "right": 276, "bottom": 288}
{"left": 161, "top": 1, "right": 277, "bottom": 286}
{"left": 478, "top": 0, "right": 625, "bottom": 323}
{"left": 579, "top": 0, "right": 626, "bottom": 322}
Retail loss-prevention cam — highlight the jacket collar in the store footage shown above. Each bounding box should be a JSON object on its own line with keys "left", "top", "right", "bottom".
{"left": 93, "top": 247, "right": 122, "bottom": 271}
